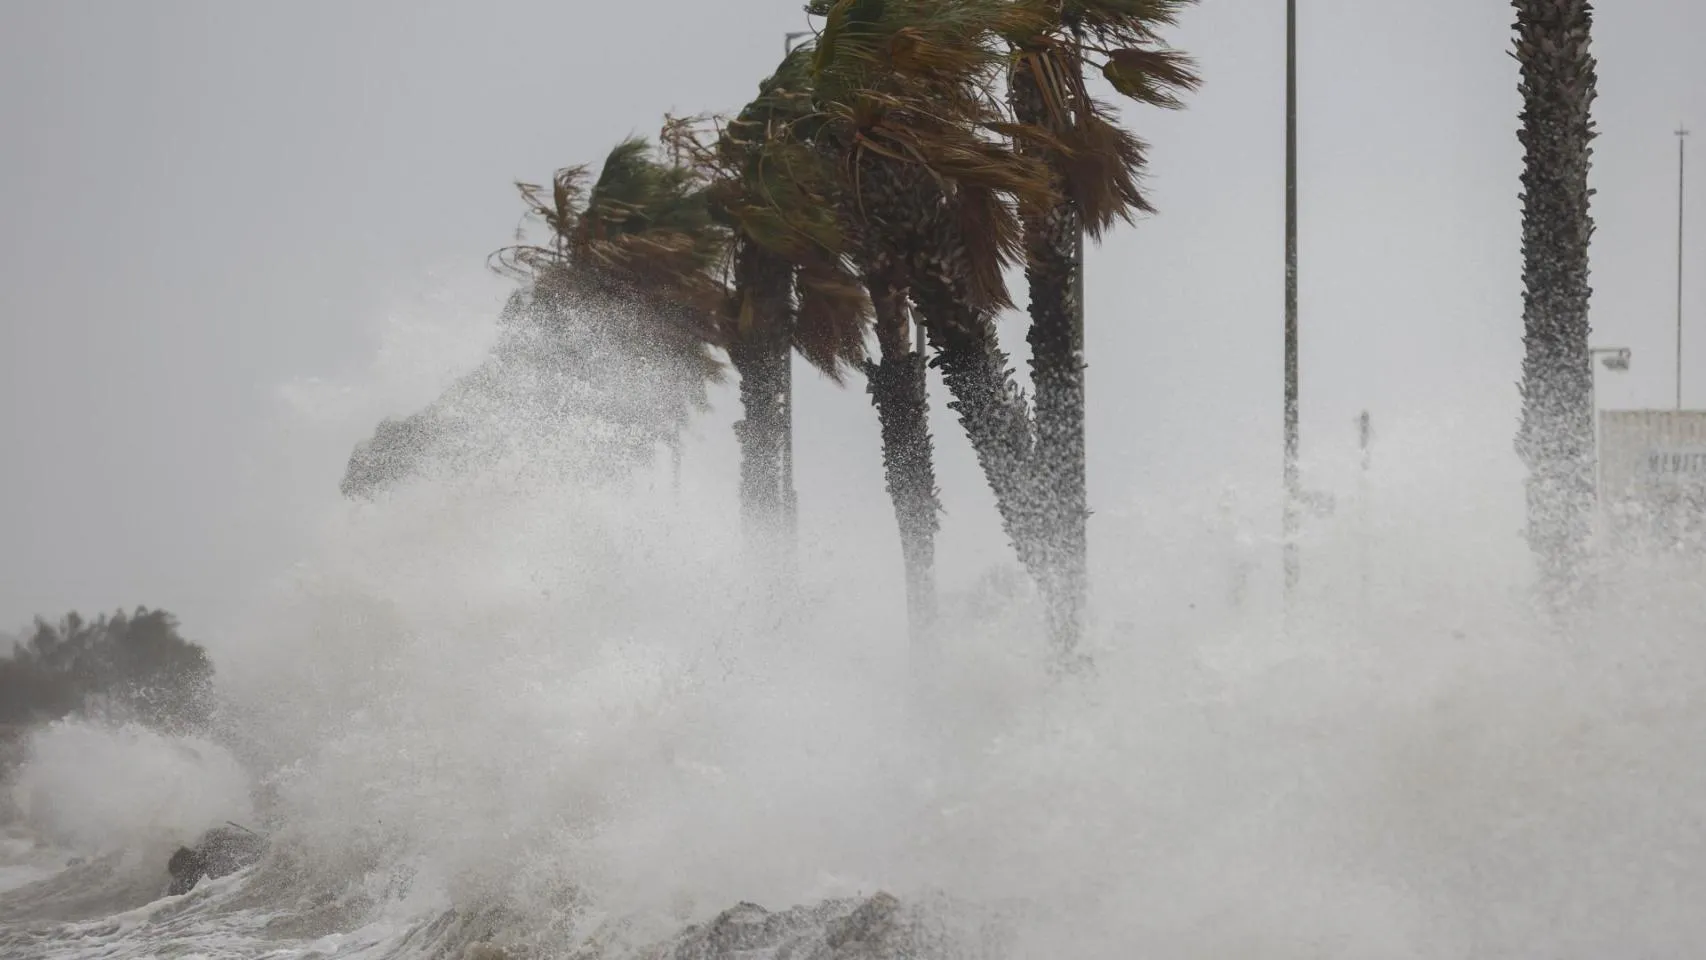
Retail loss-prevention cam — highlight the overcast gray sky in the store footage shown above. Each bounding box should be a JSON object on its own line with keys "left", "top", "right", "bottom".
{"left": 2, "top": 1, "right": 1702, "bottom": 635}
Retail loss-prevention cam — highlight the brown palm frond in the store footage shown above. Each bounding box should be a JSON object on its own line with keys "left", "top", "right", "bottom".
{"left": 1055, "top": 0, "right": 1194, "bottom": 48}
{"left": 512, "top": 165, "right": 592, "bottom": 256}
{"left": 793, "top": 262, "right": 872, "bottom": 381}
{"left": 891, "top": 120, "right": 1056, "bottom": 211}
{"left": 1058, "top": 106, "right": 1152, "bottom": 236}
{"left": 663, "top": 51, "right": 875, "bottom": 381}
{"left": 1100, "top": 46, "right": 1201, "bottom": 108}
{"left": 954, "top": 182, "right": 1027, "bottom": 310}
{"left": 490, "top": 137, "right": 738, "bottom": 372}
{"left": 1013, "top": 44, "right": 1088, "bottom": 132}
{"left": 1003, "top": 1, "right": 1197, "bottom": 229}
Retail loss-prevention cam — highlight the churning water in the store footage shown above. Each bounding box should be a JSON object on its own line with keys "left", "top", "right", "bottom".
{"left": 5, "top": 302, "right": 1706, "bottom": 960}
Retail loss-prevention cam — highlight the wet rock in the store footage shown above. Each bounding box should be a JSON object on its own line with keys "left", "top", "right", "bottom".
{"left": 166, "top": 826, "right": 265, "bottom": 895}
{"left": 640, "top": 893, "right": 991, "bottom": 960}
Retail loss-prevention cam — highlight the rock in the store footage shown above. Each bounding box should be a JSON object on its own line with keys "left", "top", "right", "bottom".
{"left": 638, "top": 894, "right": 995, "bottom": 960}
{"left": 166, "top": 826, "right": 266, "bottom": 895}
{"left": 821, "top": 894, "right": 909, "bottom": 960}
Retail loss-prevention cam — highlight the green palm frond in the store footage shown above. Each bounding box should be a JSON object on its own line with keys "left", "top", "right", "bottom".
{"left": 665, "top": 47, "right": 875, "bottom": 381}
{"left": 491, "top": 137, "right": 737, "bottom": 368}
{"left": 805, "top": 1, "right": 1070, "bottom": 316}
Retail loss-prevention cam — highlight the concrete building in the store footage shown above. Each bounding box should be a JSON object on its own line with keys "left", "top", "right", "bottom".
{"left": 1600, "top": 410, "right": 1706, "bottom": 549}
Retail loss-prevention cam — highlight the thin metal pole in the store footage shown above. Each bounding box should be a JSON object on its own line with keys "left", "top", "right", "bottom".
{"left": 1283, "top": 0, "right": 1301, "bottom": 604}
{"left": 779, "top": 29, "right": 811, "bottom": 552}
{"left": 1072, "top": 178, "right": 1087, "bottom": 632}
{"left": 782, "top": 351, "right": 797, "bottom": 548}
{"left": 1679, "top": 128, "right": 1689, "bottom": 410}
{"left": 1357, "top": 411, "right": 1370, "bottom": 627}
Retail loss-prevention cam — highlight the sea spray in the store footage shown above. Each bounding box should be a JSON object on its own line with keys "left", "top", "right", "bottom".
{"left": 9, "top": 721, "right": 252, "bottom": 856}
{"left": 8, "top": 306, "right": 1706, "bottom": 959}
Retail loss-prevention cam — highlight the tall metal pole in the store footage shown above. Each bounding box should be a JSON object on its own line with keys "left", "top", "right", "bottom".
{"left": 1678, "top": 127, "right": 1690, "bottom": 410}
{"left": 1283, "top": 0, "right": 1301, "bottom": 604}
{"left": 1357, "top": 411, "right": 1371, "bottom": 627}
{"left": 1587, "top": 345, "right": 1631, "bottom": 526}
{"left": 778, "top": 30, "right": 812, "bottom": 549}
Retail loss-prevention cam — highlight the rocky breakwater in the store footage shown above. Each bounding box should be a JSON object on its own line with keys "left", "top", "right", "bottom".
{"left": 165, "top": 825, "right": 266, "bottom": 896}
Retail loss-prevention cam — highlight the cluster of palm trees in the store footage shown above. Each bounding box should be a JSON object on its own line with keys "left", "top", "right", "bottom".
{"left": 341, "top": 0, "right": 1608, "bottom": 649}
{"left": 486, "top": 0, "right": 1199, "bottom": 660}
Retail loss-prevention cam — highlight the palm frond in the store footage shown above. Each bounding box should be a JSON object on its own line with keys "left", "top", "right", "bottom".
{"left": 1101, "top": 46, "right": 1201, "bottom": 108}
{"left": 954, "top": 181, "right": 1026, "bottom": 310}
{"left": 1056, "top": 0, "right": 1194, "bottom": 47}
{"left": 793, "top": 262, "right": 872, "bottom": 380}
{"left": 1059, "top": 106, "right": 1152, "bottom": 236}
{"left": 665, "top": 47, "right": 877, "bottom": 368}
{"left": 1005, "top": 1, "right": 1197, "bottom": 228}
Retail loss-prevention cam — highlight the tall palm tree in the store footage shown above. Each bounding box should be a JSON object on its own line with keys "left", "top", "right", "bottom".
{"left": 668, "top": 52, "right": 873, "bottom": 559}
{"left": 746, "top": 44, "right": 945, "bottom": 639}
{"left": 673, "top": 44, "right": 945, "bottom": 639}
{"left": 1512, "top": 0, "right": 1598, "bottom": 608}
{"left": 809, "top": 0, "right": 1092, "bottom": 653}
{"left": 1005, "top": 0, "right": 1198, "bottom": 651}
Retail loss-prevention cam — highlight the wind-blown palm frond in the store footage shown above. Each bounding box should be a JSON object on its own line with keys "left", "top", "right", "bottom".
{"left": 492, "top": 138, "right": 733, "bottom": 351}
{"left": 1006, "top": 0, "right": 1200, "bottom": 235}
{"left": 666, "top": 47, "right": 874, "bottom": 382}
{"left": 808, "top": 0, "right": 1057, "bottom": 311}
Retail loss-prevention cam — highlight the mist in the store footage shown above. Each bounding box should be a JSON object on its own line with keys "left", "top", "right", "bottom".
{"left": 5, "top": 1, "right": 1706, "bottom": 958}
{"left": 3, "top": 0, "right": 1701, "bottom": 629}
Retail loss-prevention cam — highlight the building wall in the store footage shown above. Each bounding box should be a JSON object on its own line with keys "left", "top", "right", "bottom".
{"left": 1599, "top": 410, "right": 1706, "bottom": 548}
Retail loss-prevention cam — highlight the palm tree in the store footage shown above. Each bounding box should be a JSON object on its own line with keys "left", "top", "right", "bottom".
{"left": 809, "top": 0, "right": 1095, "bottom": 653}
{"left": 741, "top": 45, "right": 945, "bottom": 640}
{"left": 499, "top": 138, "right": 733, "bottom": 457}
{"left": 667, "top": 51, "right": 873, "bottom": 560}
{"left": 343, "top": 140, "right": 728, "bottom": 498}
{"left": 1005, "top": 0, "right": 1199, "bottom": 650}
{"left": 1512, "top": 0, "right": 1599, "bottom": 608}
{"left": 673, "top": 44, "right": 949, "bottom": 641}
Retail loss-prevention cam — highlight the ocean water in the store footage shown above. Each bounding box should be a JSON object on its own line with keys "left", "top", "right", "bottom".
{"left": 5, "top": 306, "right": 1706, "bottom": 960}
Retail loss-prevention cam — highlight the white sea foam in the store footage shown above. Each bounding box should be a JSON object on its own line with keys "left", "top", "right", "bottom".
{"left": 6, "top": 304, "right": 1706, "bottom": 960}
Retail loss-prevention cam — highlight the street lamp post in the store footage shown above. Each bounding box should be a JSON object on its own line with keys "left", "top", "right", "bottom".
{"left": 1589, "top": 346, "right": 1632, "bottom": 512}
{"left": 1357, "top": 410, "right": 1371, "bottom": 625}
{"left": 1283, "top": 0, "right": 1300, "bottom": 609}
{"left": 773, "top": 29, "right": 813, "bottom": 545}
{"left": 1678, "top": 127, "right": 1690, "bottom": 410}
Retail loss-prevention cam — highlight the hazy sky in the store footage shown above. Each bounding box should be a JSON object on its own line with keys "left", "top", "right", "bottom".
{"left": 2, "top": 1, "right": 1702, "bottom": 634}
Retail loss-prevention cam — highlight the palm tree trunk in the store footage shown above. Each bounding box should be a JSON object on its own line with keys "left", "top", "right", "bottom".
{"left": 1513, "top": 0, "right": 1599, "bottom": 610}
{"left": 1011, "top": 62, "right": 1089, "bottom": 657}
{"left": 730, "top": 339, "right": 786, "bottom": 535}
{"left": 865, "top": 282, "right": 940, "bottom": 646}
{"left": 730, "top": 246, "right": 794, "bottom": 554}
{"left": 909, "top": 276, "right": 1050, "bottom": 587}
